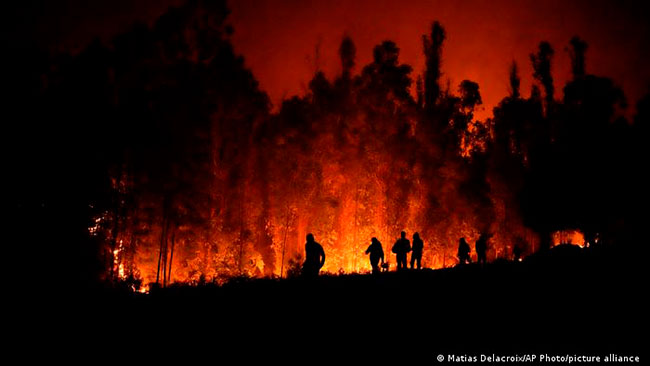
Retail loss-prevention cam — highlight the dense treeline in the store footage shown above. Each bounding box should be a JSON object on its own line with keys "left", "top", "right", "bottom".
{"left": 9, "top": 0, "right": 647, "bottom": 288}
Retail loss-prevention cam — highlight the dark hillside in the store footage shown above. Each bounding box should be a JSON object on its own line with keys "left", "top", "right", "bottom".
{"left": 41, "top": 242, "right": 645, "bottom": 363}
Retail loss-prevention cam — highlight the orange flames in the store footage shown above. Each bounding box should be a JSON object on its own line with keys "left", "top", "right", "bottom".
{"left": 98, "top": 113, "right": 542, "bottom": 288}
{"left": 87, "top": 4, "right": 545, "bottom": 288}
{"left": 551, "top": 230, "right": 587, "bottom": 248}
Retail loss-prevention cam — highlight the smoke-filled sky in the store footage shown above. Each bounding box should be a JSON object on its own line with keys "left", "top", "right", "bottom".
{"left": 6, "top": 0, "right": 649, "bottom": 118}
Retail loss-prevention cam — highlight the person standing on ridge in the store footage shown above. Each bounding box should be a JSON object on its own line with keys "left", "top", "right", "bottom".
{"left": 365, "top": 237, "right": 385, "bottom": 274}
{"left": 302, "top": 233, "right": 325, "bottom": 277}
{"left": 392, "top": 231, "right": 411, "bottom": 271}
{"left": 475, "top": 233, "right": 489, "bottom": 266}
{"left": 457, "top": 237, "right": 471, "bottom": 266}
{"left": 410, "top": 232, "right": 424, "bottom": 269}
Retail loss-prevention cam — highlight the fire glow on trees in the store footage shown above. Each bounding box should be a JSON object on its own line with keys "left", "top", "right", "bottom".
{"left": 77, "top": 0, "right": 635, "bottom": 288}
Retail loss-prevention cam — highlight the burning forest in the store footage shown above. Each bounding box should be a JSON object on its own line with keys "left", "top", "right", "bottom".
{"left": 11, "top": 0, "right": 647, "bottom": 291}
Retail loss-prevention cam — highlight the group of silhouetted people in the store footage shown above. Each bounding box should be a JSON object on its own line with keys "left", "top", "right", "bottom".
{"left": 301, "top": 230, "right": 427, "bottom": 277}
{"left": 457, "top": 233, "right": 490, "bottom": 266}
{"left": 388, "top": 231, "right": 424, "bottom": 271}
{"left": 301, "top": 231, "right": 493, "bottom": 277}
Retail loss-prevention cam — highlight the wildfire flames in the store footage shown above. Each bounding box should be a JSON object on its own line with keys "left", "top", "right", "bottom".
{"left": 551, "top": 230, "right": 587, "bottom": 248}
{"left": 94, "top": 102, "right": 542, "bottom": 286}
{"left": 79, "top": 0, "right": 614, "bottom": 290}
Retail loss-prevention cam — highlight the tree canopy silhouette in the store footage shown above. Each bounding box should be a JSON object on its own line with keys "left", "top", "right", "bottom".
{"left": 12, "top": 1, "right": 646, "bottom": 285}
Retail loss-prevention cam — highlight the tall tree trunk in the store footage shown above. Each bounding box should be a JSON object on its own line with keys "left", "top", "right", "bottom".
{"left": 353, "top": 184, "right": 359, "bottom": 272}
{"left": 238, "top": 187, "right": 245, "bottom": 275}
{"left": 128, "top": 234, "right": 136, "bottom": 277}
{"left": 280, "top": 207, "right": 291, "bottom": 278}
{"left": 156, "top": 213, "right": 168, "bottom": 285}
{"left": 167, "top": 228, "right": 176, "bottom": 285}
{"left": 109, "top": 173, "right": 122, "bottom": 280}
{"left": 162, "top": 219, "right": 171, "bottom": 287}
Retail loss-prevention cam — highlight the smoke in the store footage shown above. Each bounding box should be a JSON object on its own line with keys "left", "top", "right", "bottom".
{"left": 100, "top": 8, "right": 536, "bottom": 281}
{"left": 28, "top": 0, "right": 643, "bottom": 285}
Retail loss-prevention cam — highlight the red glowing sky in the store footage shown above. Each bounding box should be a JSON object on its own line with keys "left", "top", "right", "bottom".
{"left": 9, "top": 0, "right": 649, "bottom": 118}
{"left": 226, "top": 0, "right": 649, "bottom": 118}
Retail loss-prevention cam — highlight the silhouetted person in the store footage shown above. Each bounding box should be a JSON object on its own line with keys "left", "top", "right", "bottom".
{"left": 513, "top": 244, "right": 522, "bottom": 262}
{"left": 392, "top": 231, "right": 411, "bottom": 271}
{"left": 365, "top": 237, "right": 385, "bottom": 274}
{"left": 457, "top": 237, "right": 471, "bottom": 265}
{"left": 302, "top": 233, "right": 325, "bottom": 277}
{"left": 410, "top": 232, "right": 424, "bottom": 269}
{"left": 475, "top": 233, "right": 488, "bottom": 266}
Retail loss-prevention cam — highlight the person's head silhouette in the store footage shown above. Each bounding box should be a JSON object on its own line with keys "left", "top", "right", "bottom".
{"left": 401, "top": 231, "right": 406, "bottom": 239}
{"left": 414, "top": 232, "right": 420, "bottom": 240}
{"left": 306, "top": 233, "right": 314, "bottom": 243}
{"left": 371, "top": 237, "right": 379, "bottom": 244}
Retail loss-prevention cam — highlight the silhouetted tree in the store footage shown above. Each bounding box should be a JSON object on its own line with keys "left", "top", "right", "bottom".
{"left": 360, "top": 40, "right": 413, "bottom": 103}
{"left": 18, "top": 2, "right": 643, "bottom": 288}
{"left": 568, "top": 36, "right": 588, "bottom": 79}
{"left": 530, "top": 42, "right": 555, "bottom": 114}
{"left": 339, "top": 36, "right": 356, "bottom": 78}
{"left": 423, "top": 21, "right": 446, "bottom": 111}
{"left": 509, "top": 61, "right": 521, "bottom": 99}
{"left": 558, "top": 35, "right": 627, "bottom": 244}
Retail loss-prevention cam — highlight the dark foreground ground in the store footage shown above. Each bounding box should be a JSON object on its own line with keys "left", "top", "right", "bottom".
{"left": 24, "top": 243, "right": 647, "bottom": 363}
